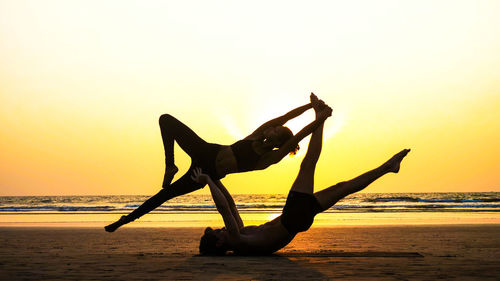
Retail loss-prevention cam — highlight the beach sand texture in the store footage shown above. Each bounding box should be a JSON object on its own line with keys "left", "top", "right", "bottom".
{"left": 0, "top": 225, "right": 499, "bottom": 280}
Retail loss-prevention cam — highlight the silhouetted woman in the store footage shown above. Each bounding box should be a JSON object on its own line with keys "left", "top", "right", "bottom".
{"left": 192, "top": 101, "right": 410, "bottom": 255}
{"left": 105, "top": 93, "right": 330, "bottom": 232}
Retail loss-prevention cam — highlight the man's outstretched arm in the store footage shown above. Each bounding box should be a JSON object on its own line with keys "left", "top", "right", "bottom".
{"left": 191, "top": 168, "right": 241, "bottom": 241}
{"left": 214, "top": 179, "right": 243, "bottom": 229}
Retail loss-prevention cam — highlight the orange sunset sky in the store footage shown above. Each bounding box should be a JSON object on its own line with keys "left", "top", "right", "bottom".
{"left": 0, "top": 1, "right": 499, "bottom": 196}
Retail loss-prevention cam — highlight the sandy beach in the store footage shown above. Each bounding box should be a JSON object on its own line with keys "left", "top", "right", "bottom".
{"left": 0, "top": 224, "right": 499, "bottom": 280}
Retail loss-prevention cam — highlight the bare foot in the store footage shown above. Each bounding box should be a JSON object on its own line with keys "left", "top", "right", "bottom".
{"left": 162, "top": 165, "right": 179, "bottom": 187}
{"left": 384, "top": 149, "right": 411, "bottom": 173}
{"left": 310, "top": 93, "right": 326, "bottom": 112}
{"left": 104, "top": 215, "right": 128, "bottom": 232}
{"left": 310, "top": 92, "right": 319, "bottom": 106}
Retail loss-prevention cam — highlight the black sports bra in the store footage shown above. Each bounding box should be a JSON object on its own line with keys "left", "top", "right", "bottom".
{"left": 230, "top": 139, "right": 261, "bottom": 172}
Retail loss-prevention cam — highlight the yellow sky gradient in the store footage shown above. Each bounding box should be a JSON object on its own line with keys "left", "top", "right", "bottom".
{"left": 1, "top": 0, "right": 499, "bottom": 195}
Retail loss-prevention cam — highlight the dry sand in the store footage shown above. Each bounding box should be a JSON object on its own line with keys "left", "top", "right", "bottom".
{"left": 0, "top": 225, "right": 499, "bottom": 280}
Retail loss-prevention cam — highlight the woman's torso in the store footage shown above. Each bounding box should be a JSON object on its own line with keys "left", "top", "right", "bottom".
{"left": 230, "top": 139, "right": 262, "bottom": 172}
{"left": 215, "top": 139, "right": 265, "bottom": 177}
{"left": 215, "top": 145, "right": 238, "bottom": 177}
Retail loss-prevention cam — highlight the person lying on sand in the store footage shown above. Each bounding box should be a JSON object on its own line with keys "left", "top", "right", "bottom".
{"left": 191, "top": 99, "right": 410, "bottom": 255}
{"left": 105, "top": 93, "right": 330, "bottom": 232}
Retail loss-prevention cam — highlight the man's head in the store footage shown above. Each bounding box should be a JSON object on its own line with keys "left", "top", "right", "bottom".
{"left": 199, "top": 227, "right": 229, "bottom": 255}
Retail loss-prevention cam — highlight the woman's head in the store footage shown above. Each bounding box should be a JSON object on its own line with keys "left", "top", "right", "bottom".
{"left": 262, "top": 126, "right": 299, "bottom": 155}
{"left": 199, "top": 227, "right": 229, "bottom": 255}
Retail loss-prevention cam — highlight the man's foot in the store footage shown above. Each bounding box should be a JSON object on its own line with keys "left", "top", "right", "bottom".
{"left": 384, "top": 149, "right": 411, "bottom": 173}
{"left": 162, "top": 165, "right": 179, "bottom": 187}
{"left": 104, "top": 215, "right": 128, "bottom": 232}
{"left": 310, "top": 93, "right": 326, "bottom": 112}
{"left": 310, "top": 92, "right": 319, "bottom": 106}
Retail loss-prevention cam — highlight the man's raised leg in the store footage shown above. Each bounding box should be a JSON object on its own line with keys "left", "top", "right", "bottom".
{"left": 314, "top": 149, "right": 410, "bottom": 210}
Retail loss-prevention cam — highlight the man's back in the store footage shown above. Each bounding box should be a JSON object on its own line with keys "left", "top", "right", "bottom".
{"left": 232, "top": 216, "right": 295, "bottom": 255}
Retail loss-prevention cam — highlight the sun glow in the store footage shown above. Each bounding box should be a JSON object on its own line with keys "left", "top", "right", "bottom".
{"left": 216, "top": 113, "right": 245, "bottom": 141}
{"left": 1, "top": 1, "right": 499, "bottom": 195}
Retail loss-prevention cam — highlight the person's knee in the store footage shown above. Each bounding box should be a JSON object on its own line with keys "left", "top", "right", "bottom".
{"left": 335, "top": 181, "right": 358, "bottom": 198}
{"left": 334, "top": 181, "right": 349, "bottom": 192}
{"left": 335, "top": 181, "right": 348, "bottom": 188}
{"left": 159, "top": 114, "right": 175, "bottom": 126}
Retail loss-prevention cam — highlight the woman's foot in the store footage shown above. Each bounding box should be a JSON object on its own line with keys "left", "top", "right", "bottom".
{"left": 162, "top": 165, "right": 179, "bottom": 187}
{"left": 384, "top": 149, "right": 411, "bottom": 173}
{"left": 104, "top": 215, "right": 129, "bottom": 232}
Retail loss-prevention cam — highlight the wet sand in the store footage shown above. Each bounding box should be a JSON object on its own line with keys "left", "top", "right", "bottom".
{"left": 0, "top": 225, "right": 499, "bottom": 280}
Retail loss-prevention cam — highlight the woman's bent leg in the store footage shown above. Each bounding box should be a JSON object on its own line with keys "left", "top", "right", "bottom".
{"left": 314, "top": 149, "right": 410, "bottom": 211}
{"left": 159, "top": 114, "right": 209, "bottom": 165}
{"left": 159, "top": 114, "right": 209, "bottom": 186}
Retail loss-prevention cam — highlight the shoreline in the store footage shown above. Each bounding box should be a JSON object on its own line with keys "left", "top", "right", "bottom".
{"left": 1, "top": 221, "right": 500, "bottom": 228}
{"left": 2, "top": 210, "right": 499, "bottom": 227}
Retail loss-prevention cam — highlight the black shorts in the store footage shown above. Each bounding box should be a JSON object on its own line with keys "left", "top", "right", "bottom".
{"left": 280, "top": 191, "right": 323, "bottom": 235}
{"left": 191, "top": 142, "right": 223, "bottom": 180}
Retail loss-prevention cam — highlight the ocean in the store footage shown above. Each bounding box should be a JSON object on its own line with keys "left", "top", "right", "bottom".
{"left": 1, "top": 192, "right": 499, "bottom": 227}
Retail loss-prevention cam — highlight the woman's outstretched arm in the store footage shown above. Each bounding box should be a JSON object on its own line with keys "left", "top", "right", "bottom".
{"left": 245, "top": 102, "right": 313, "bottom": 139}
{"left": 256, "top": 106, "right": 332, "bottom": 169}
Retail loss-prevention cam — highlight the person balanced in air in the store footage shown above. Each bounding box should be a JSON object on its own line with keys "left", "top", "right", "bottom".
{"left": 105, "top": 93, "right": 330, "bottom": 232}
{"left": 191, "top": 100, "right": 410, "bottom": 255}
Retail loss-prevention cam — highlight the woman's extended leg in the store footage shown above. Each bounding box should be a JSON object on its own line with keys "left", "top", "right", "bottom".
{"left": 105, "top": 166, "right": 204, "bottom": 232}
{"left": 314, "top": 149, "right": 410, "bottom": 210}
{"left": 159, "top": 114, "right": 209, "bottom": 186}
